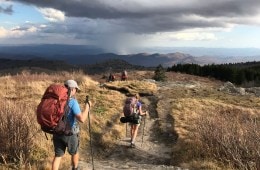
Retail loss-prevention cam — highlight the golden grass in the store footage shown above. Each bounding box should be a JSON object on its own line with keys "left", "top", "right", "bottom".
{"left": 1, "top": 70, "right": 259, "bottom": 169}
{"left": 0, "top": 99, "right": 39, "bottom": 169}
{"left": 0, "top": 70, "right": 127, "bottom": 169}
{"left": 103, "top": 80, "right": 157, "bottom": 96}
{"left": 158, "top": 86, "right": 260, "bottom": 169}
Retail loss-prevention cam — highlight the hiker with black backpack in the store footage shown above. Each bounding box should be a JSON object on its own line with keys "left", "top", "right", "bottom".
{"left": 122, "top": 94, "right": 146, "bottom": 148}
{"left": 51, "top": 80, "right": 92, "bottom": 170}
{"left": 108, "top": 73, "right": 115, "bottom": 82}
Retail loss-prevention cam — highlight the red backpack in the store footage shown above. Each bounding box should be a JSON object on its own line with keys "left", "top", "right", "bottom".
{"left": 36, "top": 84, "right": 70, "bottom": 135}
{"left": 123, "top": 97, "right": 137, "bottom": 117}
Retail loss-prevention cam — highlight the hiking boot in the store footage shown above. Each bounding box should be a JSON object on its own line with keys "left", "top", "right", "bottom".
{"left": 130, "top": 142, "right": 136, "bottom": 148}
{"left": 72, "top": 167, "right": 79, "bottom": 170}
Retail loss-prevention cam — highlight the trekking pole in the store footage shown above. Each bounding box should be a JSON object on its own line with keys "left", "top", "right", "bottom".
{"left": 86, "top": 96, "right": 94, "bottom": 170}
{"left": 141, "top": 111, "right": 147, "bottom": 147}
{"left": 126, "top": 123, "right": 128, "bottom": 138}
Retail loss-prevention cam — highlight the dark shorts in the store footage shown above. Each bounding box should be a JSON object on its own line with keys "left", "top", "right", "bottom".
{"left": 129, "top": 115, "right": 142, "bottom": 125}
{"left": 53, "top": 133, "right": 79, "bottom": 157}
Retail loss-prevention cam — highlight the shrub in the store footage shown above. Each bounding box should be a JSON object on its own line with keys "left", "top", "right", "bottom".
{"left": 194, "top": 108, "right": 260, "bottom": 169}
{"left": 0, "top": 100, "right": 38, "bottom": 168}
{"left": 153, "top": 64, "right": 166, "bottom": 81}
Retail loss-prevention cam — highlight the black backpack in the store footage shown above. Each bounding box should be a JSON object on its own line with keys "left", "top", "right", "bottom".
{"left": 120, "top": 114, "right": 141, "bottom": 124}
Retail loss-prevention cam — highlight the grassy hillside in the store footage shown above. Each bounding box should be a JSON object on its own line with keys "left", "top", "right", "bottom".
{"left": 0, "top": 58, "right": 79, "bottom": 75}
{"left": 157, "top": 72, "right": 260, "bottom": 169}
{"left": 0, "top": 70, "right": 156, "bottom": 169}
{"left": 0, "top": 69, "right": 259, "bottom": 169}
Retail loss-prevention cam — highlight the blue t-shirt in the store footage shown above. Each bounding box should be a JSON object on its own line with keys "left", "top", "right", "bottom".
{"left": 134, "top": 101, "right": 142, "bottom": 113}
{"left": 136, "top": 101, "right": 142, "bottom": 109}
{"left": 67, "top": 98, "right": 81, "bottom": 127}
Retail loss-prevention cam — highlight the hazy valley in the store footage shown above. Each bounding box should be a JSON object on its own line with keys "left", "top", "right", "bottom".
{"left": 1, "top": 44, "right": 260, "bottom": 67}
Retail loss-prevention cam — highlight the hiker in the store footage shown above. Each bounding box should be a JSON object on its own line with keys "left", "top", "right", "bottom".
{"left": 108, "top": 73, "right": 115, "bottom": 82}
{"left": 121, "top": 70, "right": 128, "bottom": 81}
{"left": 52, "top": 80, "right": 92, "bottom": 170}
{"left": 127, "top": 94, "right": 146, "bottom": 147}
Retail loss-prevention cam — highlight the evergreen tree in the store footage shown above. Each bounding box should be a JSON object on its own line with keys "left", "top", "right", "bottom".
{"left": 153, "top": 64, "right": 166, "bottom": 81}
{"left": 167, "top": 61, "right": 260, "bottom": 86}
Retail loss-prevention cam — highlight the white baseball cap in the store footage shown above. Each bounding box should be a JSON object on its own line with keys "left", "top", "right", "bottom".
{"left": 64, "top": 80, "right": 80, "bottom": 91}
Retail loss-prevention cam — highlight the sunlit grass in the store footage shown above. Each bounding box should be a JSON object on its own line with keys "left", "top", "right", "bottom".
{"left": 0, "top": 69, "right": 259, "bottom": 170}
{"left": 0, "top": 70, "right": 126, "bottom": 169}
{"left": 158, "top": 86, "right": 260, "bottom": 169}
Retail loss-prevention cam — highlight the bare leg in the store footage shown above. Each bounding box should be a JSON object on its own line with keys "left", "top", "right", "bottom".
{"left": 130, "top": 124, "right": 134, "bottom": 142}
{"left": 131, "top": 124, "right": 140, "bottom": 143}
{"left": 71, "top": 153, "right": 79, "bottom": 169}
{"left": 52, "top": 156, "right": 62, "bottom": 170}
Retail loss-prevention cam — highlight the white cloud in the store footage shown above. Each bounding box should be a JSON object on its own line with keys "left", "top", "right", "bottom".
{"left": 237, "top": 14, "right": 260, "bottom": 25}
{"left": 0, "top": 27, "right": 8, "bottom": 38}
{"left": 0, "top": 25, "right": 39, "bottom": 38}
{"left": 172, "top": 32, "right": 217, "bottom": 41}
{"left": 149, "top": 30, "right": 218, "bottom": 42}
{"left": 27, "top": 26, "right": 37, "bottom": 32}
{"left": 38, "top": 8, "right": 65, "bottom": 22}
{"left": 11, "top": 26, "right": 28, "bottom": 37}
{"left": 39, "top": 24, "right": 47, "bottom": 28}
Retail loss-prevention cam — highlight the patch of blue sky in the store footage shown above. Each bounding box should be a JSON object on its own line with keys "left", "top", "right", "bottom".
{"left": 0, "top": 2, "right": 46, "bottom": 29}
{"left": 216, "top": 25, "right": 260, "bottom": 48}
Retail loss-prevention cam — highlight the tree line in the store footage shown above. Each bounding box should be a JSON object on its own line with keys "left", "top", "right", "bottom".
{"left": 167, "top": 61, "right": 260, "bottom": 86}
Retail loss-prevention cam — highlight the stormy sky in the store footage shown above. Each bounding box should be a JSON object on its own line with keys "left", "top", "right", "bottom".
{"left": 1, "top": 0, "right": 260, "bottom": 54}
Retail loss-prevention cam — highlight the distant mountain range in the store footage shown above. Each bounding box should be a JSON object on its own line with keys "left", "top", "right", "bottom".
{"left": 0, "top": 44, "right": 260, "bottom": 67}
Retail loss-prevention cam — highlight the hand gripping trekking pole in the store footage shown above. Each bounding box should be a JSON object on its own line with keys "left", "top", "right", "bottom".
{"left": 85, "top": 96, "right": 95, "bottom": 170}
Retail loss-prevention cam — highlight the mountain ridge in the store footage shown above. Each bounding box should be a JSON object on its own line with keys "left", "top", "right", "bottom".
{"left": 0, "top": 44, "right": 260, "bottom": 67}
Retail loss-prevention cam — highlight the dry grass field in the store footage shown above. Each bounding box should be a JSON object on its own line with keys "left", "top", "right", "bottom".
{"left": 156, "top": 72, "right": 260, "bottom": 170}
{"left": 0, "top": 69, "right": 259, "bottom": 170}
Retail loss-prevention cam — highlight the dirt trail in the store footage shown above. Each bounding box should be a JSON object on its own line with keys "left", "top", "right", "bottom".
{"left": 74, "top": 72, "right": 218, "bottom": 170}
{"left": 77, "top": 90, "right": 181, "bottom": 169}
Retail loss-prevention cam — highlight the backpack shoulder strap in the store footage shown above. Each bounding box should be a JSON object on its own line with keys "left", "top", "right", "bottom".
{"left": 63, "top": 88, "right": 72, "bottom": 119}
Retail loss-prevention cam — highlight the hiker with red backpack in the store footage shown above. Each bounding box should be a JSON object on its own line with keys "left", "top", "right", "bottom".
{"left": 121, "top": 94, "right": 146, "bottom": 147}
{"left": 52, "top": 80, "right": 92, "bottom": 170}
{"left": 37, "top": 79, "right": 92, "bottom": 170}
{"left": 121, "top": 70, "right": 128, "bottom": 81}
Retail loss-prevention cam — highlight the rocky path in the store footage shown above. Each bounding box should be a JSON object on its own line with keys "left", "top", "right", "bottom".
{"left": 75, "top": 79, "right": 205, "bottom": 170}
{"left": 78, "top": 94, "right": 180, "bottom": 169}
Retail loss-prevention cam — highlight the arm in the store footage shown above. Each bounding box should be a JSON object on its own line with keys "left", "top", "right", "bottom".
{"left": 76, "top": 101, "right": 91, "bottom": 123}
{"left": 137, "top": 103, "right": 146, "bottom": 116}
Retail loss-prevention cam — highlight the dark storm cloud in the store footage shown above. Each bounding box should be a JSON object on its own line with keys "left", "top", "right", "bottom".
{"left": 0, "top": 5, "right": 13, "bottom": 15}
{"left": 14, "top": 0, "right": 260, "bottom": 18}
{"left": 117, "top": 15, "right": 228, "bottom": 34}
{"left": 187, "top": 1, "right": 260, "bottom": 17}
{"left": 13, "top": 0, "right": 260, "bottom": 33}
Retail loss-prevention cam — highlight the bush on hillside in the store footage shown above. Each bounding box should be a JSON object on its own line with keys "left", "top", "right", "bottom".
{"left": 0, "top": 100, "right": 38, "bottom": 168}
{"left": 153, "top": 64, "right": 166, "bottom": 81}
{"left": 194, "top": 108, "right": 260, "bottom": 169}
